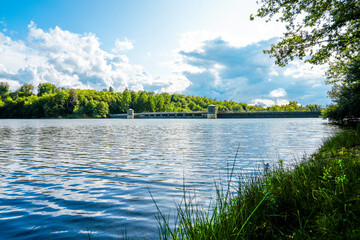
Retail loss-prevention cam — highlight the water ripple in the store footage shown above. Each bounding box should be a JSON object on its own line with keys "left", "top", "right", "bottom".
{"left": 0, "top": 118, "right": 338, "bottom": 239}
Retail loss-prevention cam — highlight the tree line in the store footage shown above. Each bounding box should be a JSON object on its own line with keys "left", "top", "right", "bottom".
{"left": 0, "top": 83, "right": 321, "bottom": 118}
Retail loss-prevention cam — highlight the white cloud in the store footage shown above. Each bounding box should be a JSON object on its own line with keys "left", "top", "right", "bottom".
{"left": 0, "top": 32, "right": 45, "bottom": 73}
{"left": 177, "top": 30, "right": 248, "bottom": 54}
{"left": 251, "top": 98, "right": 289, "bottom": 107}
{"left": 0, "top": 22, "right": 182, "bottom": 93}
{"left": 0, "top": 78, "right": 21, "bottom": 90}
{"left": 178, "top": 30, "right": 224, "bottom": 53}
{"left": 165, "top": 30, "right": 331, "bottom": 106}
{"left": 251, "top": 98, "right": 275, "bottom": 107}
{"left": 159, "top": 74, "right": 191, "bottom": 93}
{"left": 283, "top": 61, "right": 327, "bottom": 80}
{"left": 112, "top": 38, "right": 134, "bottom": 52}
{"left": 275, "top": 99, "right": 290, "bottom": 106}
{"left": 269, "top": 88, "right": 286, "bottom": 98}
{"left": 269, "top": 69, "right": 279, "bottom": 76}
{"left": 0, "top": 23, "right": 332, "bottom": 106}
{"left": 312, "top": 83, "right": 321, "bottom": 88}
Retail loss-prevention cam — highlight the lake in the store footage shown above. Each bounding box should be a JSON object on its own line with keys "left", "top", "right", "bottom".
{"left": 0, "top": 118, "right": 338, "bottom": 239}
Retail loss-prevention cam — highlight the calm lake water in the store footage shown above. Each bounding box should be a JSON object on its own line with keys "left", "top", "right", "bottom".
{"left": 0, "top": 118, "right": 338, "bottom": 239}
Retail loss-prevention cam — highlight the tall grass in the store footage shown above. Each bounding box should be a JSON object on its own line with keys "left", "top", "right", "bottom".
{"left": 154, "top": 125, "right": 360, "bottom": 239}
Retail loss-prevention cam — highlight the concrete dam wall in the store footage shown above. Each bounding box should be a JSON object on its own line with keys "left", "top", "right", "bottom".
{"left": 109, "top": 105, "right": 322, "bottom": 119}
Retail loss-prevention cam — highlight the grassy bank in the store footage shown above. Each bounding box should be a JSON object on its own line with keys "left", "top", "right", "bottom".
{"left": 156, "top": 125, "right": 360, "bottom": 239}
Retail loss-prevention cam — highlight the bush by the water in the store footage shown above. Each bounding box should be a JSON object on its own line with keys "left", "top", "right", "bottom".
{"left": 322, "top": 59, "right": 360, "bottom": 122}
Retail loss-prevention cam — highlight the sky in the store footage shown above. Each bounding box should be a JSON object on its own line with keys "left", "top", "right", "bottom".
{"left": 0, "top": 0, "right": 331, "bottom": 106}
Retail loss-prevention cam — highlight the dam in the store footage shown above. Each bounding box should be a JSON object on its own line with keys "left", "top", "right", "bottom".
{"left": 109, "top": 105, "right": 322, "bottom": 119}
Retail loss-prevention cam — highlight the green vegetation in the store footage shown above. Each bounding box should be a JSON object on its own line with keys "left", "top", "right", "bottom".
{"left": 253, "top": 0, "right": 360, "bottom": 122}
{"left": 322, "top": 58, "right": 360, "bottom": 121}
{"left": 156, "top": 125, "right": 360, "bottom": 239}
{"left": 252, "top": 0, "right": 360, "bottom": 72}
{"left": 0, "top": 82, "right": 321, "bottom": 118}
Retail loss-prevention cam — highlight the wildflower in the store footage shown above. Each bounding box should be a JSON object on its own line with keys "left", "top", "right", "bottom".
{"left": 264, "top": 163, "right": 270, "bottom": 171}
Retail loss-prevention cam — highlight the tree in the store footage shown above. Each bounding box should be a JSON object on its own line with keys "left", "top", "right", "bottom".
{"left": 136, "top": 91, "right": 148, "bottom": 112}
{"left": 323, "top": 58, "right": 360, "bottom": 121}
{"left": 253, "top": 0, "right": 360, "bottom": 78}
{"left": 38, "top": 83, "right": 58, "bottom": 96}
{"left": 147, "top": 95, "right": 156, "bottom": 112}
{"left": 306, "top": 104, "right": 322, "bottom": 112}
{"left": 18, "top": 84, "right": 34, "bottom": 97}
{"left": 155, "top": 95, "right": 165, "bottom": 112}
{"left": 0, "top": 82, "right": 9, "bottom": 98}
{"left": 130, "top": 91, "right": 139, "bottom": 110}
{"left": 65, "top": 89, "right": 78, "bottom": 114}
{"left": 96, "top": 101, "right": 109, "bottom": 118}
{"left": 121, "top": 89, "right": 131, "bottom": 112}
{"left": 109, "top": 96, "right": 121, "bottom": 114}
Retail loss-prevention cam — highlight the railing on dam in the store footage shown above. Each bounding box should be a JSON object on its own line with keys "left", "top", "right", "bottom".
{"left": 109, "top": 105, "right": 322, "bottom": 119}
{"left": 217, "top": 111, "right": 322, "bottom": 118}
{"left": 110, "top": 111, "right": 207, "bottom": 119}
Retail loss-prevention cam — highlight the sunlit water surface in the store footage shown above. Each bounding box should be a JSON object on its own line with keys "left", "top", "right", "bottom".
{"left": 0, "top": 118, "right": 338, "bottom": 239}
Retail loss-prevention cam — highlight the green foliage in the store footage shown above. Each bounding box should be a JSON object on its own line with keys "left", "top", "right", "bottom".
{"left": 0, "top": 83, "right": 321, "bottom": 118}
{"left": 0, "top": 82, "right": 9, "bottom": 98}
{"left": 253, "top": 0, "right": 360, "bottom": 75}
{"left": 254, "top": 0, "right": 360, "bottom": 122}
{"left": 306, "top": 104, "right": 322, "bottom": 112}
{"left": 157, "top": 126, "right": 360, "bottom": 239}
{"left": 136, "top": 91, "right": 148, "bottom": 112}
{"left": 66, "top": 89, "right": 78, "bottom": 114}
{"left": 323, "top": 58, "right": 360, "bottom": 121}
{"left": 38, "top": 83, "right": 58, "bottom": 96}
{"left": 17, "top": 84, "right": 34, "bottom": 98}
{"left": 323, "top": 83, "right": 360, "bottom": 121}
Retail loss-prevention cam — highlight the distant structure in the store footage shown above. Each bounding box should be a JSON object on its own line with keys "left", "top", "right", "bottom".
{"left": 127, "top": 109, "right": 134, "bottom": 119}
{"left": 108, "top": 105, "right": 321, "bottom": 119}
{"left": 207, "top": 104, "right": 217, "bottom": 119}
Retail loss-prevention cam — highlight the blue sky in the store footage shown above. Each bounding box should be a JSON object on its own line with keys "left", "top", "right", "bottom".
{"left": 0, "top": 0, "right": 331, "bottom": 106}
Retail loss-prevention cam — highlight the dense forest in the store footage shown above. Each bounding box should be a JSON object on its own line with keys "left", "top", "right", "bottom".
{"left": 0, "top": 82, "right": 321, "bottom": 118}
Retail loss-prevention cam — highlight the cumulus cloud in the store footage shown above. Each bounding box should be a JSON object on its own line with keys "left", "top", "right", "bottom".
{"left": 276, "top": 99, "right": 290, "bottom": 106}
{"left": 0, "top": 24, "right": 331, "bottom": 106}
{"left": 312, "top": 83, "right": 322, "bottom": 88}
{"left": 269, "top": 88, "right": 286, "bottom": 98}
{"left": 251, "top": 99, "right": 276, "bottom": 107}
{"left": 283, "top": 61, "right": 327, "bottom": 81}
{"left": 167, "top": 31, "right": 331, "bottom": 106}
{"left": 112, "top": 38, "right": 134, "bottom": 52}
{"left": 251, "top": 98, "right": 290, "bottom": 107}
{"left": 0, "top": 22, "right": 180, "bottom": 92}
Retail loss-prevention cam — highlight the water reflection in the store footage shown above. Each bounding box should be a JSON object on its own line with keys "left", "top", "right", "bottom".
{"left": 0, "top": 118, "right": 338, "bottom": 239}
